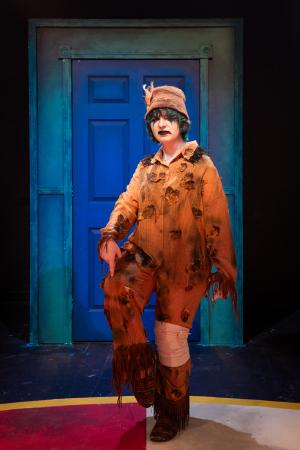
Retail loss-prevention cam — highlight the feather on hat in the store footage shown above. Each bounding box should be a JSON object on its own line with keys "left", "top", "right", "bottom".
{"left": 142, "top": 81, "right": 154, "bottom": 107}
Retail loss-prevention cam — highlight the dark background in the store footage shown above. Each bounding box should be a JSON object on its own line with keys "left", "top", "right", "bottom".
{"left": 1, "top": 1, "right": 299, "bottom": 344}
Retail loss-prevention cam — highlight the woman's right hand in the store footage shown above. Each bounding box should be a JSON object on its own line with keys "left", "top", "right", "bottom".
{"left": 98, "top": 238, "right": 122, "bottom": 277}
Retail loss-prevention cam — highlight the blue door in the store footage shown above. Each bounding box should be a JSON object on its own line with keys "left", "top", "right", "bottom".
{"left": 72, "top": 60, "right": 200, "bottom": 341}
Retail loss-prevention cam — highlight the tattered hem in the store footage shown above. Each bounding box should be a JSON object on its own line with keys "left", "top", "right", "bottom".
{"left": 112, "top": 342, "right": 157, "bottom": 407}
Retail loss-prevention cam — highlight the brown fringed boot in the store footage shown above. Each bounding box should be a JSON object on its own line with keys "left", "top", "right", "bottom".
{"left": 150, "top": 357, "right": 192, "bottom": 442}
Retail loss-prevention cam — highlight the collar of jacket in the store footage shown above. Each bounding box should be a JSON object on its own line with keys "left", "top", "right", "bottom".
{"left": 149, "top": 140, "right": 200, "bottom": 164}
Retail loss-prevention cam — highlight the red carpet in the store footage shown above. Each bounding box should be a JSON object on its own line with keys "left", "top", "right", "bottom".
{"left": 0, "top": 403, "right": 146, "bottom": 450}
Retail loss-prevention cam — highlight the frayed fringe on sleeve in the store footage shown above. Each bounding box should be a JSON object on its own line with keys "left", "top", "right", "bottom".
{"left": 205, "top": 270, "right": 239, "bottom": 321}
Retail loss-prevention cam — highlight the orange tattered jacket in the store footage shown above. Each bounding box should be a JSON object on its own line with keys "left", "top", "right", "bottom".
{"left": 98, "top": 140, "right": 238, "bottom": 318}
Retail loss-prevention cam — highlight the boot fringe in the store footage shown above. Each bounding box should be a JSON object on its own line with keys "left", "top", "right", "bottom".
{"left": 153, "top": 388, "right": 190, "bottom": 432}
{"left": 112, "top": 342, "right": 157, "bottom": 407}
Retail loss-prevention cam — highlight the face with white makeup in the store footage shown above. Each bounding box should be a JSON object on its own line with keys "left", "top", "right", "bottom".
{"left": 150, "top": 111, "right": 182, "bottom": 146}
{"left": 146, "top": 108, "right": 191, "bottom": 146}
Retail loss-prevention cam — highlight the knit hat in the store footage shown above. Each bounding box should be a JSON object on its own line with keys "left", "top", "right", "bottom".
{"left": 143, "top": 81, "right": 190, "bottom": 121}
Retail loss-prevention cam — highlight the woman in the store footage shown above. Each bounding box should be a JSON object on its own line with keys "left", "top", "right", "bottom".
{"left": 98, "top": 82, "right": 238, "bottom": 442}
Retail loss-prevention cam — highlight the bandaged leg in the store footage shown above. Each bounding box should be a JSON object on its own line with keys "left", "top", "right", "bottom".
{"left": 154, "top": 320, "right": 191, "bottom": 367}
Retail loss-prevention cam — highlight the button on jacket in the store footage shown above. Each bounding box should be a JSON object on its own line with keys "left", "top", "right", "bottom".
{"left": 99, "top": 140, "right": 238, "bottom": 316}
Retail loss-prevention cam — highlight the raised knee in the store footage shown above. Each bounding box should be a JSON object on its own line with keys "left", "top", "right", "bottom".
{"left": 103, "top": 285, "right": 139, "bottom": 338}
{"left": 104, "top": 284, "right": 139, "bottom": 321}
{"left": 102, "top": 273, "right": 119, "bottom": 294}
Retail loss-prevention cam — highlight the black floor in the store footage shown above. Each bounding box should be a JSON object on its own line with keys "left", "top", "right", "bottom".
{"left": 1, "top": 310, "right": 300, "bottom": 405}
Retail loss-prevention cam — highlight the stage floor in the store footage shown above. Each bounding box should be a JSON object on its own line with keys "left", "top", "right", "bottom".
{"left": 0, "top": 396, "right": 299, "bottom": 449}
{"left": 1, "top": 311, "right": 300, "bottom": 449}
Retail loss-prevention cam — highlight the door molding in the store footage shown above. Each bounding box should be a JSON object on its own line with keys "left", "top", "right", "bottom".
{"left": 28, "top": 19, "right": 243, "bottom": 345}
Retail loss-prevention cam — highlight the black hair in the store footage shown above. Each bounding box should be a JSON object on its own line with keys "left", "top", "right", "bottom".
{"left": 145, "top": 108, "right": 191, "bottom": 143}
